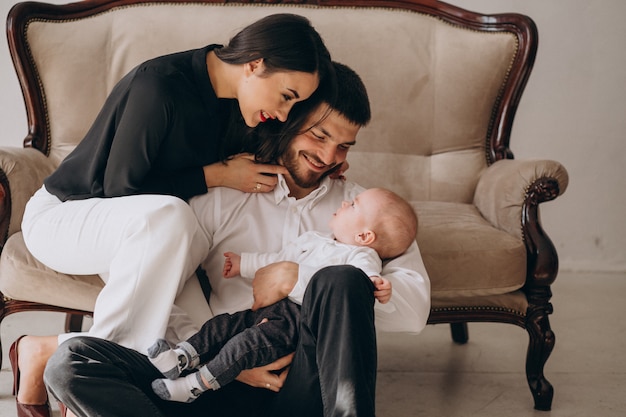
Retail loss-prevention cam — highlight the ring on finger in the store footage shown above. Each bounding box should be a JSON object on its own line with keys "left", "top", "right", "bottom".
{"left": 266, "top": 383, "right": 271, "bottom": 388}
{"left": 254, "top": 183, "right": 262, "bottom": 191}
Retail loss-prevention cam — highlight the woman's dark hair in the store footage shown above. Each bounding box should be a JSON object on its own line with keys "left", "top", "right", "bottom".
{"left": 216, "top": 14, "right": 336, "bottom": 161}
{"left": 253, "top": 61, "right": 370, "bottom": 164}
{"left": 215, "top": 13, "right": 331, "bottom": 80}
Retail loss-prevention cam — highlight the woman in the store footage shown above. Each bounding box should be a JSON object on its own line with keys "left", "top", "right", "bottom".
{"left": 10, "top": 13, "right": 333, "bottom": 417}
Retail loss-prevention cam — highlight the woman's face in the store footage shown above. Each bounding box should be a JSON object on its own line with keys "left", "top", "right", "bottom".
{"left": 237, "top": 60, "right": 319, "bottom": 127}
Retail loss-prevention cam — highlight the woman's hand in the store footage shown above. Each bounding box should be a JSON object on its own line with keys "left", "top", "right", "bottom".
{"left": 235, "top": 353, "right": 294, "bottom": 392}
{"left": 203, "top": 153, "right": 288, "bottom": 193}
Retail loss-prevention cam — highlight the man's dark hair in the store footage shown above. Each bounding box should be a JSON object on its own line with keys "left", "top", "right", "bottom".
{"left": 252, "top": 62, "right": 370, "bottom": 163}
{"left": 328, "top": 62, "right": 371, "bottom": 126}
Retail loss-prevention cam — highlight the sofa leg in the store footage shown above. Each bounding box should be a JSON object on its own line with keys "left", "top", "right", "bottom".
{"left": 525, "top": 304, "right": 555, "bottom": 411}
{"left": 450, "top": 322, "right": 469, "bottom": 344}
{"left": 65, "top": 313, "right": 85, "bottom": 333}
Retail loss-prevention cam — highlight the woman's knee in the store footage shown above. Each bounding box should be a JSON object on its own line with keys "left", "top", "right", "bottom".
{"left": 129, "top": 197, "right": 202, "bottom": 245}
{"left": 146, "top": 197, "right": 198, "bottom": 230}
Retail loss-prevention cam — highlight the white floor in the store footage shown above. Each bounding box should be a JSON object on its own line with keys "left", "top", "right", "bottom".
{"left": 1, "top": 271, "right": 624, "bottom": 416}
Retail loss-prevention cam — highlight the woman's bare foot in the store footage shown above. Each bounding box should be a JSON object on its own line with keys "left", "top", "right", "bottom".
{"left": 16, "top": 335, "right": 58, "bottom": 405}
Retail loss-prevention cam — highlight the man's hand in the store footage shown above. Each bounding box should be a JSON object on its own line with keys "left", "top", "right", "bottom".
{"left": 235, "top": 353, "right": 294, "bottom": 392}
{"left": 251, "top": 261, "right": 298, "bottom": 310}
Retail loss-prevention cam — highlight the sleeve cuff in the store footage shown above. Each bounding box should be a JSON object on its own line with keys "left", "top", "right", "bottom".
{"left": 288, "top": 264, "right": 317, "bottom": 304}
{"left": 240, "top": 253, "right": 255, "bottom": 279}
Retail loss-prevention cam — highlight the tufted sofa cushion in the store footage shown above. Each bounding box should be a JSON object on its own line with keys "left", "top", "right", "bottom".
{"left": 26, "top": 4, "right": 517, "bottom": 204}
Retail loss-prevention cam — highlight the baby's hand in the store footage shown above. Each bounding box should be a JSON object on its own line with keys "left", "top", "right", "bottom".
{"left": 370, "top": 276, "right": 392, "bottom": 304}
{"left": 223, "top": 252, "right": 242, "bottom": 278}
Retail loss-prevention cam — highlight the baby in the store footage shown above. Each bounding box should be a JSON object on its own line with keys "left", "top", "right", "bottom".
{"left": 148, "top": 187, "right": 418, "bottom": 402}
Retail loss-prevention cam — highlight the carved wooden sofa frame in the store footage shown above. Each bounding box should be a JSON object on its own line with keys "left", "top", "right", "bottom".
{"left": 0, "top": 0, "right": 568, "bottom": 411}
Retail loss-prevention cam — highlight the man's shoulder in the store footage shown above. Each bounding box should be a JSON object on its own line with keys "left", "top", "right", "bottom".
{"left": 190, "top": 187, "right": 249, "bottom": 218}
{"left": 204, "top": 185, "right": 249, "bottom": 202}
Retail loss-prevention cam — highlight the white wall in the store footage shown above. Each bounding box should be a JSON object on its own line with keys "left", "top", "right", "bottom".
{"left": 1, "top": 0, "right": 624, "bottom": 272}
{"left": 445, "top": 0, "right": 626, "bottom": 273}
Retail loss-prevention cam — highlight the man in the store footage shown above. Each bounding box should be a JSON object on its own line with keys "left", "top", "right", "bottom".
{"left": 44, "top": 63, "right": 430, "bottom": 417}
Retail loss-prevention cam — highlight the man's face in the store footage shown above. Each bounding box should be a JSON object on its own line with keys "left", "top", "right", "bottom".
{"left": 280, "top": 105, "right": 360, "bottom": 189}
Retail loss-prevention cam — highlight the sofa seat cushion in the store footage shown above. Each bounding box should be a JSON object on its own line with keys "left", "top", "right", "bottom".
{"left": 414, "top": 201, "right": 527, "bottom": 299}
{"left": 0, "top": 201, "right": 527, "bottom": 311}
{"left": 0, "top": 232, "right": 103, "bottom": 311}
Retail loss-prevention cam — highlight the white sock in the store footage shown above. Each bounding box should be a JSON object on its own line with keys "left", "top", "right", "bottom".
{"left": 147, "top": 338, "right": 190, "bottom": 379}
{"left": 151, "top": 372, "right": 209, "bottom": 403}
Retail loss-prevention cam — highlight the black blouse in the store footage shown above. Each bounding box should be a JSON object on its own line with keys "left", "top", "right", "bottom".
{"left": 45, "top": 45, "right": 232, "bottom": 202}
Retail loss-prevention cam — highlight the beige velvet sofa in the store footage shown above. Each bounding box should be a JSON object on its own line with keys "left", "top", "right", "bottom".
{"left": 0, "top": 0, "right": 568, "bottom": 411}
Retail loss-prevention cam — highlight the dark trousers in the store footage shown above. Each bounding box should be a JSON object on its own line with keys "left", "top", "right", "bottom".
{"left": 190, "top": 298, "right": 300, "bottom": 387}
{"left": 44, "top": 265, "right": 377, "bottom": 417}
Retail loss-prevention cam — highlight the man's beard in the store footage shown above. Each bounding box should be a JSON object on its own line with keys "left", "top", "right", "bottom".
{"left": 281, "top": 148, "right": 334, "bottom": 189}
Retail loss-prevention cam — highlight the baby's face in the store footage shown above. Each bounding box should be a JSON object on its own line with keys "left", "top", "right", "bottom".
{"left": 329, "top": 189, "right": 383, "bottom": 244}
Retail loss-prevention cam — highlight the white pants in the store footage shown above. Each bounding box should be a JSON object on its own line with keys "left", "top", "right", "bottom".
{"left": 22, "top": 186, "right": 210, "bottom": 354}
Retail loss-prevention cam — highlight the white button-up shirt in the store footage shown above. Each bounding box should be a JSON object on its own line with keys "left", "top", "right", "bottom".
{"left": 188, "top": 175, "right": 430, "bottom": 333}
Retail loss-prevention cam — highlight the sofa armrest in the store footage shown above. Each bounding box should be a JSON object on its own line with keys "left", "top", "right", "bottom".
{"left": 475, "top": 158, "right": 569, "bottom": 295}
{"left": 0, "top": 147, "right": 56, "bottom": 244}
{"left": 473, "top": 159, "right": 569, "bottom": 240}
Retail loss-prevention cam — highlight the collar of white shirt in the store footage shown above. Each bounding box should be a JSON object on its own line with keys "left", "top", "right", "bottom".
{"left": 273, "top": 173, "right": 331, "bottom": 209}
